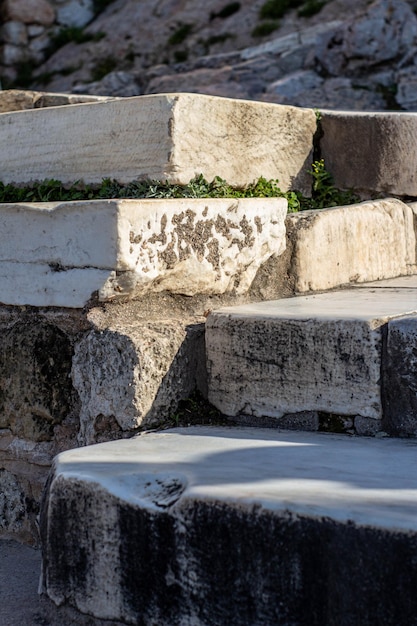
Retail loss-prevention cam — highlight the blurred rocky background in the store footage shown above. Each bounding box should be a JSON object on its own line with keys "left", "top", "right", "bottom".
{"left": 1, "top": 0, "right": 417, "bottom": 110}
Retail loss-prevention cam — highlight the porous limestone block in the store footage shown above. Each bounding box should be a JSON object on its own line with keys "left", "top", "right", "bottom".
{"left": 0, "top": 93, "right": 316, "bottom": 192}
{"left": 383, "top": 315, "right": 417, "bottom": 437}
{"left": 0, "top": 302, "right": 206, "bottom": 543}
{"left": 287, "top": 198, "right": 417, "bottom": 292}
{"left": 320, "top": 110, "right": 417, "bottom": 196}
{"left": 0, "top": 197, "right": 286, "bottom": 307}
{"left": 40, "top": 427, "right": 417, "bottom": 625}
{"left": 206, "top": 287, "right": 417, "bottom": 422}
{"left": 72, "top": 319, "right": 205, "bottom": 444}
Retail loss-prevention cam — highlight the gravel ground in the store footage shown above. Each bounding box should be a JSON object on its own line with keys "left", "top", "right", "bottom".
{"left": 0, "top": 539, "right": 45, "bottom": 626}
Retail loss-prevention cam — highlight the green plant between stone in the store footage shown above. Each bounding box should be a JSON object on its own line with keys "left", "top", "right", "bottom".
{"left": 259, "top": 0, "right": 304, "bottom": 20}
{"left": 0, "top": 163, "right": 359, "bottom": 212}
{"left": 297, "top": 0, "right": 326, "bottom": 17}
{"left": 259, "top": 0, "right": 326, "bottom": 20}
{"left": 50, "top": 27, "right": 105, "bottom": 49}
{"left": 90, "top": 56, "right": 118, "bottom": 81}
{"left": 299, "top": 159, "right": 359, "bottom": 210}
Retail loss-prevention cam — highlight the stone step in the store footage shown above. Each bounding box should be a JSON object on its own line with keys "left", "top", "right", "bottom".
{"left": 320, "top": 110, "right": 417, "bottom": 197}
{"left": 0, "top": 196, "right": 286, "bottom": 307}
{"left": 0, "top": 92, "right": 315, "bottom": 192}
{"left": 206, "top": 277, "right": 417, "bottom": 437}
{"left": 40, "top": 426, "right": 417, "bottom": 626}
{"left": 283, "top": 198, "right": 417, "bottom": 293}
{"left": 0, "top": 195, "right": 414, "bottom": 308}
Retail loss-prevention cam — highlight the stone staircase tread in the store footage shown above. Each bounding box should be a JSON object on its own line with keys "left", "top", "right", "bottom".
{"left": 48, "top": 426, "right": 417, "bottom": 532}
{"left": 211, "top": 278, "right": 417, "bottom": 322}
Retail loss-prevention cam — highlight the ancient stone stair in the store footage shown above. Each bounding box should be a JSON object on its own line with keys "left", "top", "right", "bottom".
{"left": 39, "top": 276, "right": 417, "bottom": 625}
{"left": 1, "top": 92, "right": 417, "bottom": 624}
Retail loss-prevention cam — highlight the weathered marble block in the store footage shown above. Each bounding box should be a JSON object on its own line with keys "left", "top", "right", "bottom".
{"left": 0, "top": 93, "right": 316, "bottom": 192}
{"left": 286, "top": 198, "right": 417, "bottom": 292}
{"left": 383, "top": 315, "right": 417, "bottom": 436}
{"left": 40, "top": 427, "right": 417, "bottom": 625}
{"left": 320, "top": 110, "right": 417, "bottom": 196}
{"left": 206, "top": 285, "right": 417, "bottom": 425}
{"left": 0, "top": 196, "right": 287, "bottom": 307}
{"left": 0, "top": 89, "right": 113, "bottom": 113}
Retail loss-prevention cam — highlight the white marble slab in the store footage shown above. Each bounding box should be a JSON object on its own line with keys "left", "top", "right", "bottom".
{"left": 54, "top": 426, "right": 417, "bottom": 531}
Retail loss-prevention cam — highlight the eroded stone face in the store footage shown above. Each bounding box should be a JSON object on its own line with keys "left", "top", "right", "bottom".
{"left": 2, "top": 0, "right": 55, "bottom": 25}
{"left": 207, "top": 314, "right": 383, "bottom": 420}
{"left": 40, "top": 427, "right": 417, "bottom": 625}
{"left": 320, "top": 111, "right": 417, "bottom": 197}
{"left": 0, "top": 90, "right": 114, "bottom": 113}
{"left": 111, "top": 197, "right": 288, "bottom": 298}
{"left": 0, "top": 319, "right": 75, "bottom": 441}
{"left": 72, "top": 320, "right": 205, "bottom": 443}
{"left": 0, "top": 469, "right": 25, "bottom": 534}
{"left": 206, "top": 287, "right": 417, "bottom": 423}
{"left": 0, "top": 197, "right": 287, "bottom": 307}
{"left": 383, "top": 316, "right": 417, "bottom": 436}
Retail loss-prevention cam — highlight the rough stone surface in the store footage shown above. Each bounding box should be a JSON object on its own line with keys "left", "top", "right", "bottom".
{"left": 286, "top": 199, "right": 417, "bottom": 292}
{"left": 0, "top": 93, "right": 316, "bottom": 192}
{"left": 16, "top": 0, "right": 408, "bottom": 113}
{"left": 320, "top": 111, "right": 417, "bottom": 197}
{"left": 72, "top": 71, "right": 142, "bottom": 97}
{"left": 55, "top": 0, "right": 94, "bottom": 27}
{"left": 383, "top": 316, "right": 417, "bottom": 436}
{"left": 206, "top": 287, "right": 417, "bottom": 423}
{"left": 2, "top": 0, "right": 55, "bottom": 25}
{"left": 72, "top": 319, "right": 205, "bottom": 444}
{"left": 0, "top": 318, "right": 76, "bottom": 441}
{"left": 0, "top": 299, "right": 211, "bottom": 542}
{"left": 0, "top": 196, "right": 287, "bottom": 307}
{"left": 40, "top": 427, "right": 417, "bottom": 626}
{"left": 6, "top": 0, "right": 417, "bottom": 112}
{"left": 314, "top": 0, "right": 417, "bottom": 77}
{"left": 0, "top": 469, "right": 26, "bottom": 535}
{"left": 0, "top": 89, "right": 113, "bottom": 112}
{"left": 1, "top": 43, "right": 26, "bottom": 66}
{"left": 1, "top": 21, "right": 28, "bottom": 46}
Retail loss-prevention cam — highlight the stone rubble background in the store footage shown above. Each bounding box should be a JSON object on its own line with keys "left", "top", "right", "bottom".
{"left": 2, "top": 0, "right": 417, "bottom": 111}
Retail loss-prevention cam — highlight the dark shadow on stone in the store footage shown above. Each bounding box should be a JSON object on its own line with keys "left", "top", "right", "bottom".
{"left": 0, "top": 316, "right": 77, "bottom": 442}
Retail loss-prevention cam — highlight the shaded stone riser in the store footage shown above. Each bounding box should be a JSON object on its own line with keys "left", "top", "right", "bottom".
{"left": 42, "top": 497, "right": 417, "bottom": 626}
{"left": 39, "top": 427, "right": 417, "bottom": 626}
